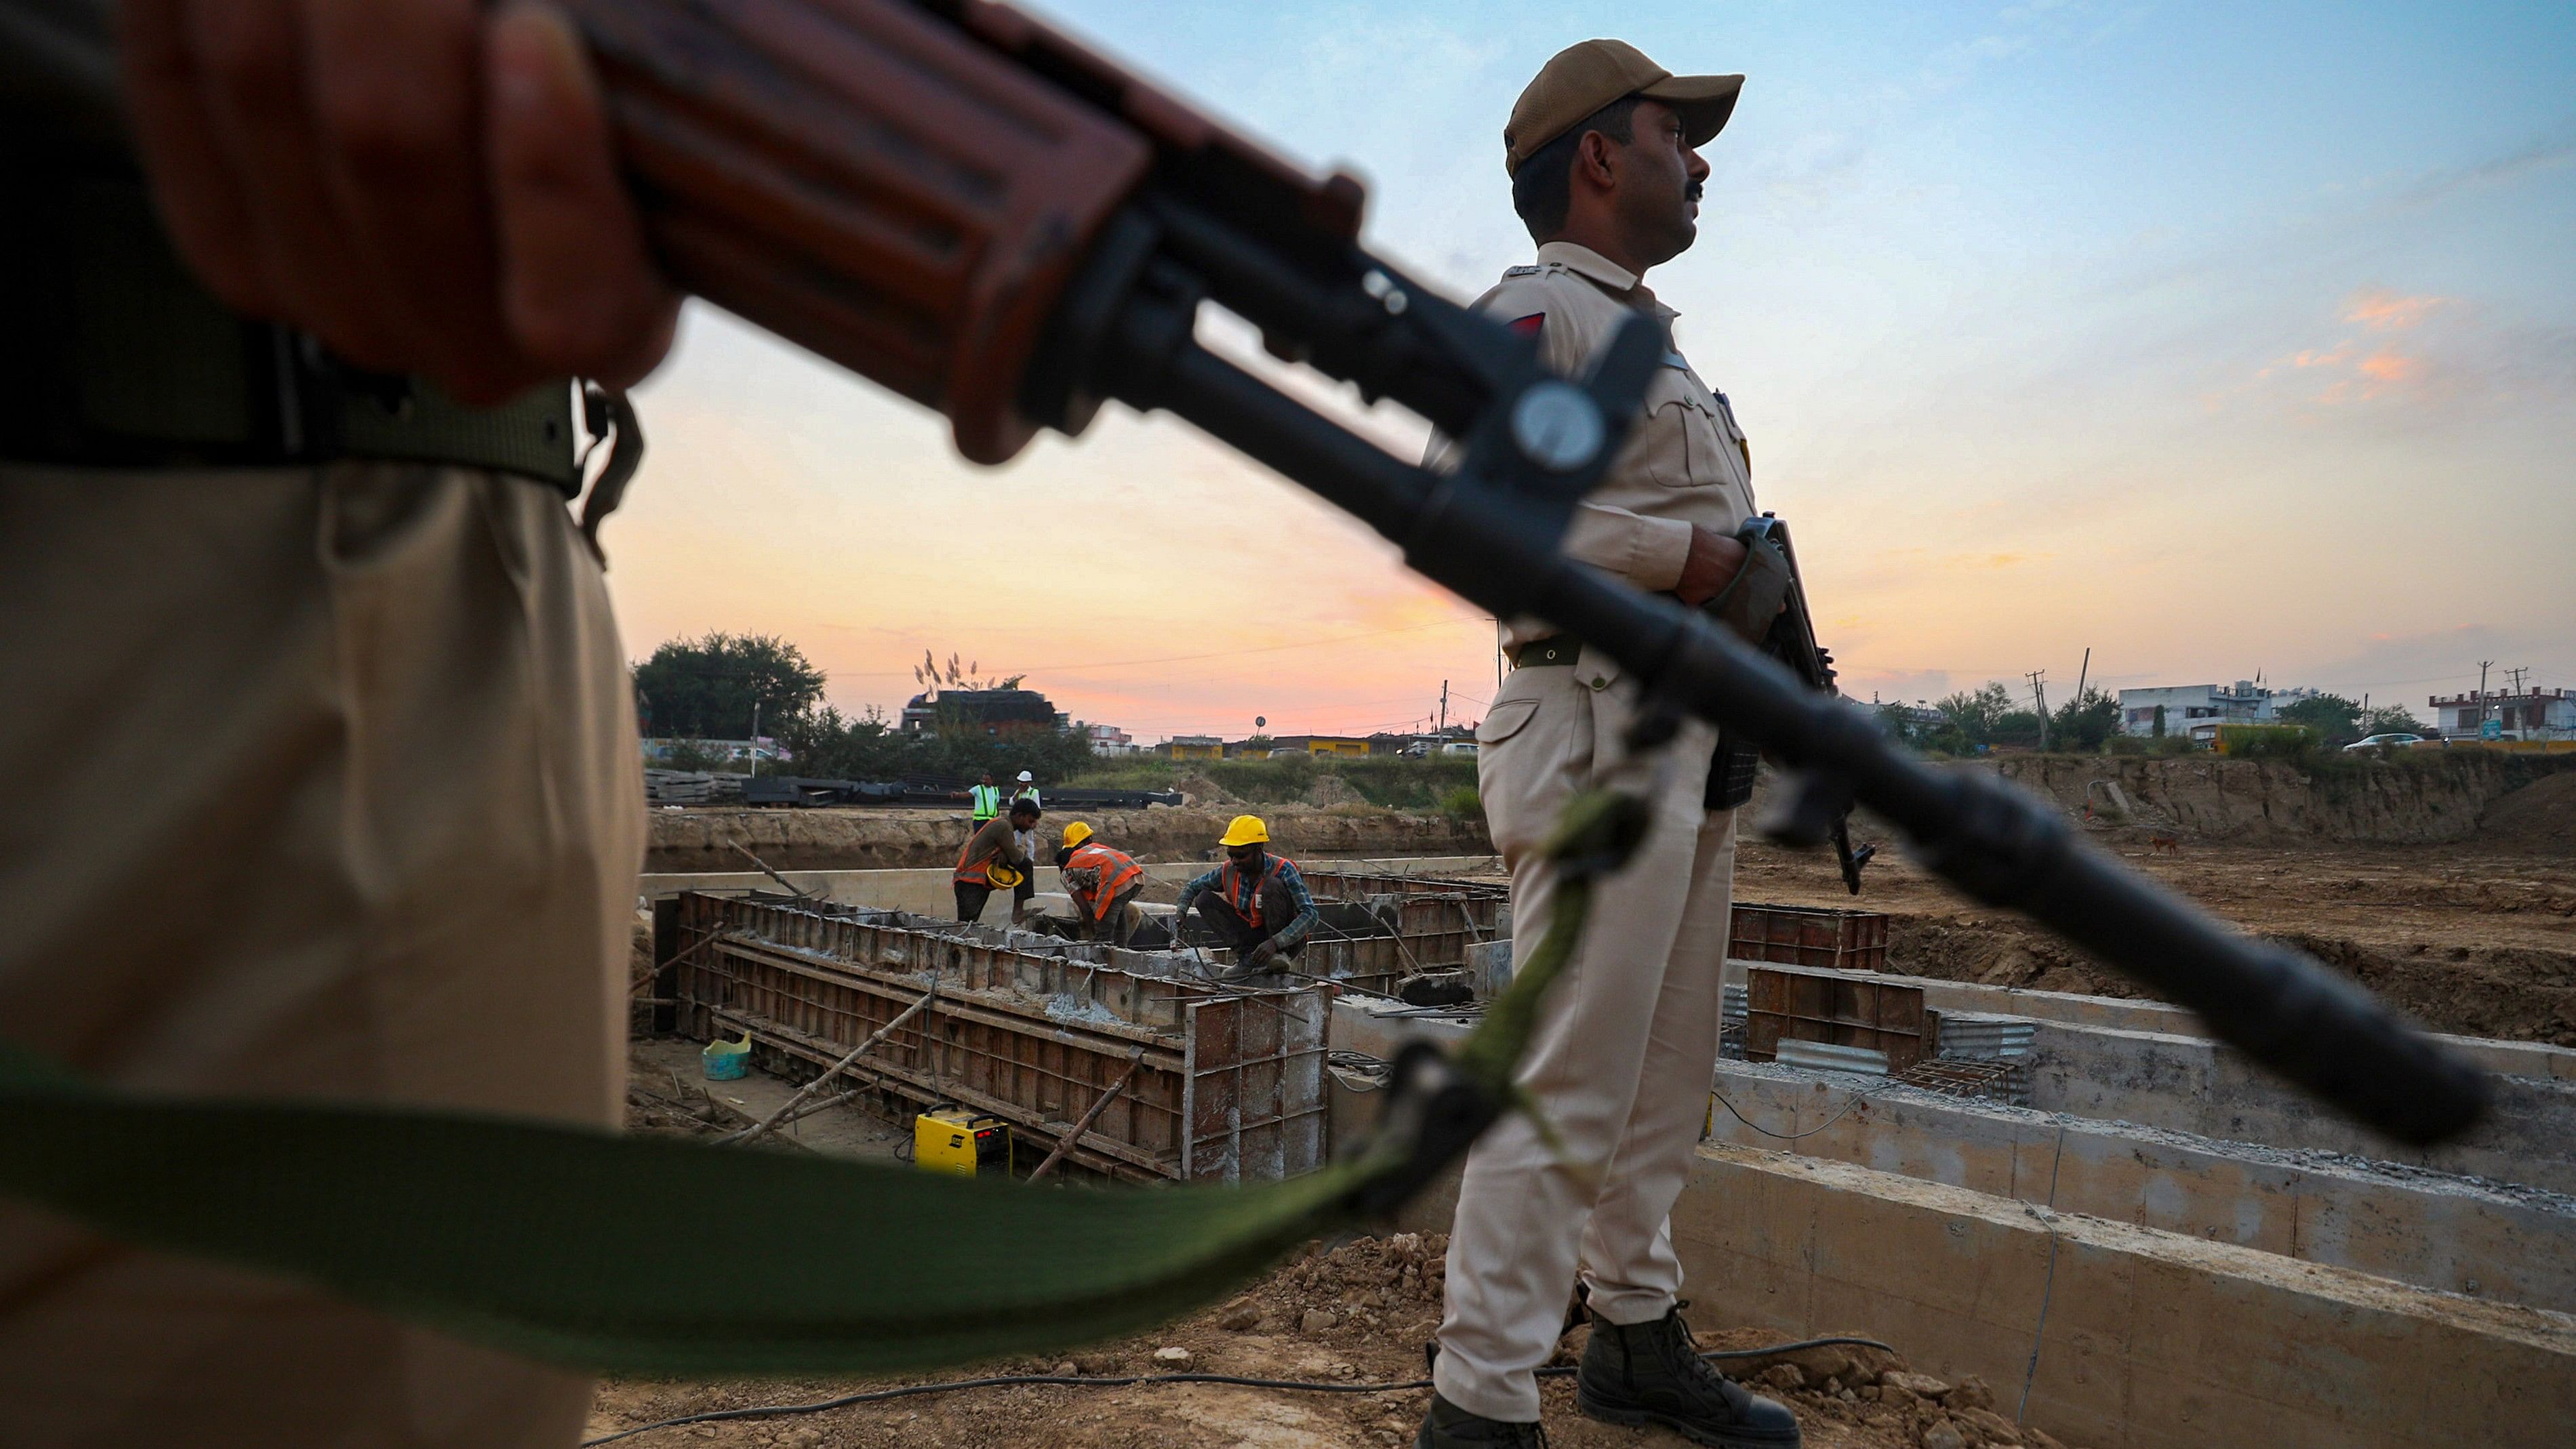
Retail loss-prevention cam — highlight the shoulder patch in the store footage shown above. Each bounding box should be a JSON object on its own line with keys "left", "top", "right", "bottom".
{"left": 1506, "top": 312, "right": 1546, "bottom": 338}
{"left": 1501, "top": 264, "right": 1544, "bottom": 278}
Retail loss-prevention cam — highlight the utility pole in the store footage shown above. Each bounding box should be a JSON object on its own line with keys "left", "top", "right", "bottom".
{"left": 2477, "top": 659, "right": 2495, "bottom": 735}
{"left": 1439, "top": 680, "right": 1449, "bottom": 733}
{"left": 2506, "top": 666, "right": 2531, "bottom": 695}
{"left": 2026, "top": 670, "right": 2049, "bottom": 750}
{"left": 748, "top": 699, "right": 761, "bottom": 777}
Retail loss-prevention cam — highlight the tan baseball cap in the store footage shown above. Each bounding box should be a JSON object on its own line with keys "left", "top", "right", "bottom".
{"left": 1504, "top": 39, "right": 1744, "bottom": 177}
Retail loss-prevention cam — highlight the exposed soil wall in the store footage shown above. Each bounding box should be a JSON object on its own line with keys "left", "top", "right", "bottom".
{"left": 1956, "top": 752, "right": 2571, "bottom": 846}
{"left": 647, "top": 804, "right": 1492, "bottom": 873}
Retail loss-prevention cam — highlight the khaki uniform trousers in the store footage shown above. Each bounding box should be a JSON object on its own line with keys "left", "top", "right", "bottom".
{"left": 0, "top": 462, "right": 644, "bottom": 1448}
{"left": 1435, "top": 645, "right": 1735, "bottom": 1423}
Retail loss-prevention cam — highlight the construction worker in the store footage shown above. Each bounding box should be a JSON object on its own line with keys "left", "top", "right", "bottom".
{"left": 1413, "top": 41, "right": 1800, "bottom": 1449}
{"left": 2, "top": 6, "right": 673, "bottom": 1446}
{"left": 955, "top": 798, "right": 1041, "bottom": 923}
{"left": 1171, "top": 816, "right": 1318, "bottom": 975}
{"left": 1008, "top": 772, "right": 1043, "bottom": 919}
{"left": 1055, "top": 822, "right": 1148, "bottom": 947}
{"left": 969, "top": 772, "right": 1003, "bottom": 832}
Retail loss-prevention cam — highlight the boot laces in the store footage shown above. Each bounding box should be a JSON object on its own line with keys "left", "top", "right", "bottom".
{"left": 1658, "top": 1308, "right": 1749, "bottom": 1404}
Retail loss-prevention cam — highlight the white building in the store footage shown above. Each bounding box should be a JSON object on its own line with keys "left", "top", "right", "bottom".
{"left": 2116, "top": 682, "right": 2319, "bottom": 743}
{"left": 2430, "top": 687, "right": 2575, "bottom": 741}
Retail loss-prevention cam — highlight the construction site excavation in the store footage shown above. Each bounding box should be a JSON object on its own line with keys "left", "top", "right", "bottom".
{"left": 604, "top": 756, "right": 2576, "bottom": 1449}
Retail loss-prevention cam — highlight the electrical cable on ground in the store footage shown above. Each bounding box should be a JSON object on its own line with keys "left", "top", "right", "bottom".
{"left": 580, "top": 1336, "right": 1900, "bottom": 1444}
{"left": 1708, "top": 1082, "right": 1874, "bottom": 1142}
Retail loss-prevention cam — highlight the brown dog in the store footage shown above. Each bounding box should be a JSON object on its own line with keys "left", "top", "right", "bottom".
{"left": 2148, "top": 834, "right": 2181, "bottom": 856}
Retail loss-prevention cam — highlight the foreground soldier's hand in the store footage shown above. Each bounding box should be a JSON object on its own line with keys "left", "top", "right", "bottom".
{"left": 119, "top": 0, "right": 679, "bottom": 402}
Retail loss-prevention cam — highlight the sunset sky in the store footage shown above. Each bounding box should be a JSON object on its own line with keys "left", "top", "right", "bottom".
{"left": 605, "top": 0, "right": 2575, "bottom": 741}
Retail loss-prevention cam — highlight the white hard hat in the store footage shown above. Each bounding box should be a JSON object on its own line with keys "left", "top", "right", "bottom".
{"left": 1017, "top": 771, "right": 1034, "bottom": 781}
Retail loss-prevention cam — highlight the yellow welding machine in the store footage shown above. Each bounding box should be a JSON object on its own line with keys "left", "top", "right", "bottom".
{"left": 913, "top": 1104, "right": 1012, "bottom": 1176}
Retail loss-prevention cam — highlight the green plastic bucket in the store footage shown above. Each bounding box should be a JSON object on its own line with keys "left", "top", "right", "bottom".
{"left": 700, "top": 1032, "right": 751, "bottom": 1081}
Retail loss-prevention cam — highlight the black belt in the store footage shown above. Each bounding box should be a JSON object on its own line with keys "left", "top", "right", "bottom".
{"left": 1509, "top": 635, "right": 1580, "bottom": 668}
{"left": 1, "top": 174, "right": 580, "bottom": 491}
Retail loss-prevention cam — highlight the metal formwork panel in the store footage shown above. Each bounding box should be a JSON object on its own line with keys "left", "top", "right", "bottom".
{"left": 1742, "top": 965, "right": 1929, "bottom": 1073}
{"left": 1728, "top": 903, "right": 1891, "bottom": 973}
{"left": 1302, "top": 869, "right": 1509, "bottom": 972}
{"left": 663, "top": 892, "right": 1327, "bottom": 1183}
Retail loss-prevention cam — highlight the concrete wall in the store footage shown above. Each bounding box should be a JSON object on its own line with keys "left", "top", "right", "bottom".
{"left": 1706, "top": 1061, "right": 2576, "bottom": 1311}
{"left": 2016, "top": 1019, "right": 2576, "bottom": 1194}
{"left": 1721, "top": 960, "right": 2576, "bottom": 1082}
{"left": 1676, "top": 1143, "right": 2576, "bottom": 1449}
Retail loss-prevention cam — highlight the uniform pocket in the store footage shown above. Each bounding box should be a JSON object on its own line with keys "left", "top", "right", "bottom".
{"left": 1637, "top": 369, "right": 1726, "bottom": 491}
{"left": 1476, "top": 676, "right": 1594, "bottom": 858}
{"left": 1476, "top": 697, "right": 1541, "bottom": 746}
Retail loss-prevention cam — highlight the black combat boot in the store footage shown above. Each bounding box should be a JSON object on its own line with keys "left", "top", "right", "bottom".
{"left": 1576, "top": 1307, "right": 1802, "bottom": 1447}
{"left": 1415, "top": 1391, "right": 1548, "bottom": 1448}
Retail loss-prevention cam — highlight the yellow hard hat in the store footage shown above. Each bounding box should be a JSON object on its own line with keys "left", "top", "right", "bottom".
{"left": 987, "top": 863, "right": 1026, "bottom": 889}
{"left": 1062, "top": 821, "right": 1093, "bottom": 849}
{"left": 1217, "top": 814, "right": 1270, "bottom": 848}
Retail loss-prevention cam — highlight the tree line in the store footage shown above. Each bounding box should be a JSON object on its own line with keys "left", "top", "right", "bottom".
{"left": 1880, "top": 680, "right": 2424, "bottom": 757}
{"left": 632, "top": 633, "right": 1095, "bottom": 784}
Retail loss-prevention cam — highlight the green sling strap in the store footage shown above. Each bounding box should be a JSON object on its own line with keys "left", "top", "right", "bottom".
{"left": 0, "top": 793, "right": 1643, "bottom": 1377}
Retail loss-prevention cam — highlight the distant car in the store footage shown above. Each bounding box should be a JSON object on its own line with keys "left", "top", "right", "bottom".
{"left": 1440, "top": 741, "right": 1478, "bottom": 756}
{"left": 1268, "top": 747, "right": 1304, "bottom": 758}
{"left": 2342, "top": 732, "right": 2426, "bottom": 752}
{"left": 1399, "top": 743, "right": 1430, "bottom": 758}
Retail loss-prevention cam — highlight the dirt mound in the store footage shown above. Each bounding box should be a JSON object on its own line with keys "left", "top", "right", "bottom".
{"left": 1170, "top": 772, "right": 1238, "bottom": 807}
{"left": 1305, "top": 773, "right": 1370, "bottom": 808}
{"left": 2479, "top": 771, "right": 2576, "bottom": 853}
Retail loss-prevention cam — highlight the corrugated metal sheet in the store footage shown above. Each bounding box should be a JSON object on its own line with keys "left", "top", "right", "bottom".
{"left": 1776, "top": 1039, "right": 1892, "bottom": 1077}
{"left": 1937, "top": 1013, "right": 2037, "bottom": 1061}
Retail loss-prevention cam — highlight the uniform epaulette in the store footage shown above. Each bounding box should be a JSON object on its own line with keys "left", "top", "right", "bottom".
{"left": 1502, "top": 264, "right": 1545, "bottom": 278}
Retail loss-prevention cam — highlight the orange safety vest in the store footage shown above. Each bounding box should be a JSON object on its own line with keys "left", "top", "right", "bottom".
{"left": 955, "top": 820, "right": 1018, "bottom": 885}
{"left": 1216, "top": 855, "right": 1288, "bottom": 928}
{"left": 1062, "top": 842, "right": 1145, "bottom": 920}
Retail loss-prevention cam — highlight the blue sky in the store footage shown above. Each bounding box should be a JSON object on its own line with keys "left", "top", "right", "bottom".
{"left": 611, "top": 1, "right": 2575, "bottom": 735}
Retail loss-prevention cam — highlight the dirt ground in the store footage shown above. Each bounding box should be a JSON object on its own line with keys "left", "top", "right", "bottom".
{"left": 586, "top": 1225, "right": 2047, "bottom": 1449}
{"left": 1726, "top": 816, "right": 2576, "bottom": 1046}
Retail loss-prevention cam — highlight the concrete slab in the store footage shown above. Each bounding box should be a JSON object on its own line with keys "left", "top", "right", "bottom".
{"left": 1674, "top": 1143, "right": 2576, "bottom": 1449}
{"left": 2015, "top": 1019, "right": 2576, "bottom": 1194}
{"left": 1706, "top": 1059, "right": 2576, "bottom": 1311}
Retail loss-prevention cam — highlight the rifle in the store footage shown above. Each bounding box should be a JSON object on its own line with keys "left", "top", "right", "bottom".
{"left": 1702, "top": 514, "right": 1876, "bottom": 894}
{"left": 3, "top": 0, "right": 2485, "bottom": 1146}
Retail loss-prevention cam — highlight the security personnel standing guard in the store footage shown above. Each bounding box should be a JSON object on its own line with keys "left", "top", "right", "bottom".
{"left": 1418, "top": 40, "right": 1800, "bottom": 1449}
{"left": 1, "top": 7, "right": 678, "bottom": 1446}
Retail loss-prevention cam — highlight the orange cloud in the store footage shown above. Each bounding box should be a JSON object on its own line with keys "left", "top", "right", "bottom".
{"left": 2355, "top": 348, "right": 2421, "bottom": 385}
{"left": 2341, "top": 289, "right": 2451, "bottom": 331}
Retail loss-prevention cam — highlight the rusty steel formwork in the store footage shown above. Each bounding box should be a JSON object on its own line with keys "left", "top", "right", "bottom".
{"left": 1741, "top": 966, "right": 1931, "bottom": 1074}
{"left": 1299, "top": 869, "right": 1509, "bottom": 975}
{"left": 656, "top": 892, "right": 1328, "bottom": 1184}
{"left": 1727, "top": 902, "right": 1891, "bottom": 973}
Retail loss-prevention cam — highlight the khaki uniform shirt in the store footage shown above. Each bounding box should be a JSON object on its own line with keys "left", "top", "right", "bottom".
{"left": 1437, "top": 241, "right": 1757, "bottom": 649}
